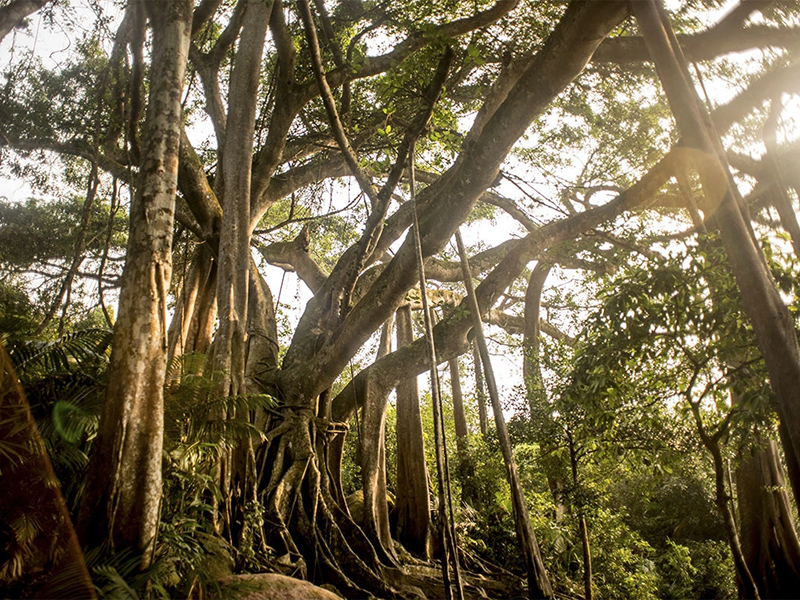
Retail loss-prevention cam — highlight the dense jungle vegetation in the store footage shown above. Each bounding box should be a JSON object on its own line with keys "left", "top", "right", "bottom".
{"left": 1, "top": 0, "right": 800, "bottom": 598}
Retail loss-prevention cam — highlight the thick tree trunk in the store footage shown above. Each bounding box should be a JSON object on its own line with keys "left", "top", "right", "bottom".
{"left": 245, "top": 261, "right": 280, "bottom": 393}
{"left": 212, "top": 0, "right": 273, "bottom": 543}
{"left": 259, "top": 1, "right": 629, "bottom": 590}
{"left": 737, "top": 438, "right": 800, "bottom": 598}
{"left": 213, "top": 0, "right": 273, "bottom": 399}
{"left": 633, "top": 0, "right": 800, "bottom": 521}
{"left": 778, "top": 420, "right": 800, "bottom": 513}
{"left": 225, "top": 262, "right": 281, "bottom": 552}
{"left": 394, "top": 304, "right": 432, "bottom": 558}
{"left": 359, "top": 316, "right": 399, "bottom": 564}
{"left": 78, "top": 0, "right": 193, "bottom": 565}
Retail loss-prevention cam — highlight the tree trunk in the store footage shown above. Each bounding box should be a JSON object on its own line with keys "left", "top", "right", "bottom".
{"left": 737, "top": 438, "right": 800, "bottom": 598}
{"left": 709, "top": 439, "right": 761, "bottom": 600}
{"left": 245, "top": 260, "right": 280, "bottom": 393}
{"left": 226, "top": 261, "right": 281, "bottom": 553}
{"left": 523, "top": 262, "right": 551, "bottom": 413}
{"left": 359, "top": 316, "right": 399, "bottom": 564}
{"left": 78, "top": 0, "right": 193, "bottom": 565}
{"left": 472, "top": 340, "right": 489, "bottom": 436}
{"left": 449, "top": 356, "right": 468, "bottom": 453}
{"left": 633, "top": 0, "right": 800, "bottom": 521}
{"left": 167, "top": 242, "right": 217, "bottom": 364}
{"left": 456, "top": 230, "right": 554, "bottom": 599}
{"left": 569, "top": 437, "right": 592, "bottom": 600}
{"left": 212, "top": 0, "right": 273, "bottom": 399}
{"left": 394, "top": 304, "right": 432, "bottom": 558}
{"left": 212, "top": 0, "right": 273, "bottom": 543}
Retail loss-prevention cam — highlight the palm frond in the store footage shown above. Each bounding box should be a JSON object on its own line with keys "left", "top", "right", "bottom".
{"left": 9, "top": 328, "right": 112, "bottom": 379}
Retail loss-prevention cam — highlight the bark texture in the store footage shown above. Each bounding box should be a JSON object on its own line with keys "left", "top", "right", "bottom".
{"left": 0, "top": 0, "right": 48, "bottom": 43}
{"left": 78, "top": 0, "right": 193, "bottom": 564}
{"left": 737, "top": 439, "right": 800, "bottom": 598}
{"left": 359, "top": 316, "right": 398, "bottom": 564}
{"left": 394, "top": 305, "right": 432, "bottom": 558}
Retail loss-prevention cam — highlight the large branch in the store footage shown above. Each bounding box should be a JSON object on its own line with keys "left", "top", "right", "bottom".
{"left": 594, "top": 24, "right": 800, "bottom": 63}
{"left": 257, "top": 226, "right": 328, "bottom": 293}
{"left": 0, "top": 136, "right": 130, "bottom": 182}
{"left": 275, "top": 1, "right": 631, "bottom": 401}
{"left": 249, "top": 0, "right": 301, "bottom": 219}
{"left": 330, "top": 144, "right": 682, "bottom": 420}
{"left": 301, "top": 0, "right": 521, "bottom": 100}
{"left": 0, "top": 0, "right": 48, "bottom": 43}
{"left": 178, "top": 127, "right": 223, "bottom": 240}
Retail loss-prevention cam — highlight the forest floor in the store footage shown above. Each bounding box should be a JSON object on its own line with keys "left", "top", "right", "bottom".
{"left": 399, "top": 563, "right": 528, "bottom": 600}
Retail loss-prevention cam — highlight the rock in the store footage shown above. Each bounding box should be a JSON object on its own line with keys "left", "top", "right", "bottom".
{"left": 198, "top": 532, "right": 234, "bottom": 579}
{"left": 217, "top": 573, "right": 343, "bottom": 600}
{"left": 345, "top": 489, "right": 365, "bottom": 523}
{"left": 345, "top": 488, "right": 396, "bottom": 525}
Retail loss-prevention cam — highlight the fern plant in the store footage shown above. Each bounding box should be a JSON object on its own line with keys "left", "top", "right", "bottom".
{"left": 154, "top": 353, "right": 277, "bottom": 598}
{"left": 4, "top": 333, "right": 277, "bottom": 598}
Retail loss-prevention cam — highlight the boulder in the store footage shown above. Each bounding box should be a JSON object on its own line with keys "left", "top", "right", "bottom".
{"left": 217, "top": 573, "right": 343, "bottom": 600}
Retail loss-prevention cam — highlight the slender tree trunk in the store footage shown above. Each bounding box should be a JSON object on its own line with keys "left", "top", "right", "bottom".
{"left": 568, "top": 437, "right": 592, "bottom": 600}
{"left": 456, "top": 230, "right": 553, "bottom": 599}
{"left": 709, "top": 438, "right": 761, "bottom": 600}
{"left": 737, "top": 438, "right": 800, "bottom": 598}
{"left": 523, "top": 262, "right": 551, "bottom": 412}
{"left": 472, "top": 340, "right": 489, "bottom": 436}
{"left": 36, "top": 163, "right": 99, "bottom": 336}
{"left": 78, "top": 0, "right": 193, "bottom": 565}
{"left": 167, "top": 242, "right": 217, "bottom": 364}
{"left": 633, "top": 0, "right": 800, "bottom": 521}
{"left": 395, "top": 304, "right": 432, "bottom": 558}
{"left": 523, "top": 263, "right": 568, "bottom": 527}
{"left": 449, "top": 357, "right": 468, "bottom": 454}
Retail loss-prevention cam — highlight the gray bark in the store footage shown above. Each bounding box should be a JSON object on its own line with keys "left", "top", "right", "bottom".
{"left": 167, "top": 242, "right": 217, "bottom": 363}
{"left": 0, "top": 0, "right": 48, "bottom": 43}
{"left": 213, "top": 0, "right": 274, "bottom": 399}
